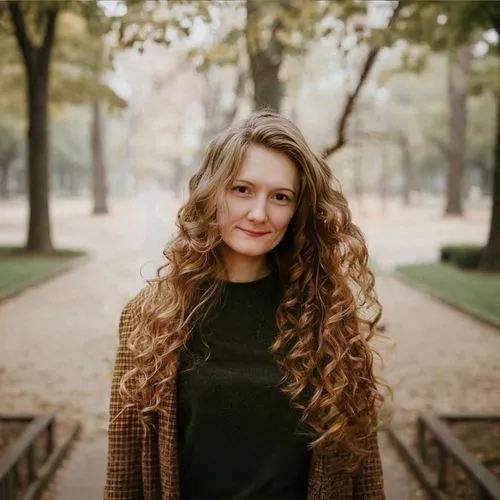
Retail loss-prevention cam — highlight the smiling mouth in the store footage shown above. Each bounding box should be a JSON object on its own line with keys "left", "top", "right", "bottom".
{"left": 238, "top": 228, "right": 269, "bottom": 237}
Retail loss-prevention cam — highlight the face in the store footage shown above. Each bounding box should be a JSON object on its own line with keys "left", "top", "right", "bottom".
{"left": 219, "top": 144, "right": 300, "bottom": 267}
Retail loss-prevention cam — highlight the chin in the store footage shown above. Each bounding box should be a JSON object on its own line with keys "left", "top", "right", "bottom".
{"left": 223, "top": 237, "right": 272, "bottom": 258}
{"left": 231, "top": 244, "right": 270, "bottom": 258}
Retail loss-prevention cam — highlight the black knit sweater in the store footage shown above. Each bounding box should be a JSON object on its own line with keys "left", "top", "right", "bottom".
{"left": 176, "top": 272, "right": 311, "bottom": 500}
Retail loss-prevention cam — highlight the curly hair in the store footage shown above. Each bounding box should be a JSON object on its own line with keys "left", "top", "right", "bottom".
{"left": 120, "top": 110, "right": 385, "bottom": 472}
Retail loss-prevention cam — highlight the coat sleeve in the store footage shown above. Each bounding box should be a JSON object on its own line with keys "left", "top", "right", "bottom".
{"left": 104, "top": 299, "right": 145, "bottom": 500}
{"left": 352, "top": 431, "right": 386, "bottom": 500}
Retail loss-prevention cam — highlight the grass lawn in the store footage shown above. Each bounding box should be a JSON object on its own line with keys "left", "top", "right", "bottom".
{"left": 0, "top": 246, "right": 87, "bottom": 301}
{"left": 396, "top": 262, "right": 500, "bottom": 327}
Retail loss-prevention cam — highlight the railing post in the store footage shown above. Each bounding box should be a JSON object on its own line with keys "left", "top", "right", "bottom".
{"left": 12, "top": 462, "right": 19, "bottom": 489}
{"left": 436, "top": 442, "right": 447, "bottom": 492}
{"left": 417, "top": 417, "right": 427, "bottom": 462}
{"left": 47, "top": 418, "right": 55, "bottom": 456}
{"left": 476, "top": 483, "right": 491, "bottom": 500}
{"left": 27, "top": 443, "right": 35, "bottom": 483}
{"left": 1, "top": 471, "right": 15, "bottom": 500}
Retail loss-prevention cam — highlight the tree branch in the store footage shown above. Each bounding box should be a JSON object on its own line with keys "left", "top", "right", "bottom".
{"left": 40, "top": 5, "right": 58, "bottom": 60}
{"left": 7, "top": 1, "right": 33, "bottom": 68}
{"left": 39, "top": 5, "right": 59, "bottom": 70}
{"left": 321, "top": 0, "right": 405, "bottom": 160}
{"left": 320, "top": 48, "right": 380, "bottom": 159}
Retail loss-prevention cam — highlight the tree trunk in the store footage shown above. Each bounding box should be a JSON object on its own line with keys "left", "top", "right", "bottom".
{"left": 15, "top": 167, "right": 25, "bottom": 195}
{"left": 444, "top": 46, "right": 470, "bottom": 216}
{"left": 68, "top": 169, "right": 79, "bottom": 196}
{"left": 26, "top": 43, "right": 53, "bottom": 251}
{"left": 287, "top": 55, "right": 305, "bottom": 123}
{"left": 91, "top": 97, "right": 109, "bottom": 214}
{"left": 0, "top": 144, "right": 17, "bottom": 198}
{"left": 245, "top": 0, "right": 284, "bottom": 112}
{"left": 399, "top": 133, "right": 412, "bottom": 206}
{"left": 352, "top": 141, "right": 365, "bottom": 216}
{"left": 379, "top": 144, "right": 388, "bottom": 214}
{"left": 9, "top": 3, "right": 58, "bottom": 252}
{"left": 480, "top": 91, "right": 500, "bottom": 271}
{"left": 87, "top": 13, "right": 109, "bottom": 215}
{"left": 56, "top": 168, "right": 65, "bottom": 193}
{"left": 477, "top": 161, "right": 492, "bottom": 197}
{"left": 0, "top": 161, "right": 11, "bottom": 198}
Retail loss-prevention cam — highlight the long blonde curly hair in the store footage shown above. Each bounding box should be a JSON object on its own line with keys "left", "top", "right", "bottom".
{"left": 121, "top": 110, "right": 385, "bottom": 471}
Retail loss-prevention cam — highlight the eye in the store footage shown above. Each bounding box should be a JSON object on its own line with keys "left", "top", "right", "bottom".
{"left": 231, "top": 185, "right": 249, "bottom": 195}
{"left": 273, "top": 193, "right": 292, "bottom": 203}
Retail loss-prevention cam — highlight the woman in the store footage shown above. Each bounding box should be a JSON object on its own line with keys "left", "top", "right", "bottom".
{"left": 105, "top": 111, "right": 386, "bottom": 500}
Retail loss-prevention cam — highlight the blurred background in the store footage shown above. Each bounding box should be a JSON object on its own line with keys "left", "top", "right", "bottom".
{"left": 0, "top": 1, "right": 499, "bottom": 499}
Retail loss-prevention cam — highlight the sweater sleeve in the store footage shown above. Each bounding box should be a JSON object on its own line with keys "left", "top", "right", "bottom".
{"left": 104, "top": 298, "right": 145, "bottom": 500}
{"left": 352, "top": 431, "right": 386, "bottom": 500}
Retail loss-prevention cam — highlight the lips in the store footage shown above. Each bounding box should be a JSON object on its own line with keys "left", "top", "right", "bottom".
{"left": 237, "top": 227, "right": 269, "bottom": 237}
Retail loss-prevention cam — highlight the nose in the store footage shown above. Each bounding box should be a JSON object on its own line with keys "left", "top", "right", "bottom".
{"left": 248, "top": 196, "right": 268, "bottom": 223}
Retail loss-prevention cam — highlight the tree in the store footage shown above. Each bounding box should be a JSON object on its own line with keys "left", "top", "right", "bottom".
{"left": 118, "top": 0, "right": 406, "bottom": 167}
{"left": 0, "top": 1, "right": 165, "bottom": 252}
{"left": 50, "top": 107, "right": 92, "bottom": 196}
{"left": 320, "top": 1, "right": 406, "bottom": 159}
{"left": 1, "top": 2, "right": 119, "bottom": 249}
{"left": 447, "top": 1, "right": 500, "bottom": 269}
{"left": 206, "top": 1, "right": 406, "bottom": 155}
{"left": 4, "top": 1, "right": 59, "bottom": 252}
{"left": 46, "top": 7, "right": 127, "bottom": 214}
{"left": 397, "top": 0, "right": 500, "bottom": 267}
{"left": 87, "top": 10, "right": 112, "bottom": 214}
{"left": 444, "top": 45, "right": 470, "bottom": 215}
{"left": 245, "top": 0, "right": 282, "bottom": 111}
{"left": 397, "top": 131, "right": 413, "bottom": 205}
{"left": 468, "top": 93, "right": 496, "bottom": 197}
{"left": 478, "top": 11, "right": 500, "bottom": 269}
{"left": 376, "top": 2, "right": 482, "bottom": 215}
{"left": 198, "top": 0, "right": 326, "bottom": 113}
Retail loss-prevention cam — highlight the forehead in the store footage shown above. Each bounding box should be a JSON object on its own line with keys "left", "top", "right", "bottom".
{"left": 236, "top": 144, "right": 299, "bottom": 190}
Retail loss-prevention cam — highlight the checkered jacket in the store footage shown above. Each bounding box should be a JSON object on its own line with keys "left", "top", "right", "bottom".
{"left": 104, "top": 289, "right": 385, "bottom": 500}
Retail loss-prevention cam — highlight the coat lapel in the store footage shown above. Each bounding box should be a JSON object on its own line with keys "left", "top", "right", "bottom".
{"left": 307, "top": 451, "right": 324, "bottom": 500}
{"left": 158, "top": 376, "right": 181, "bottom": 500}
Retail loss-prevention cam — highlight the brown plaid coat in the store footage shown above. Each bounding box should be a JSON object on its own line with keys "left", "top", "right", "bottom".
{"left": 104, "top": 291, "right": 385, "bottom": 500}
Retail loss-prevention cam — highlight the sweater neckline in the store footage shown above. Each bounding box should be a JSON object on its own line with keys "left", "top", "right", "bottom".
{"left": 220, "top": 271, "right": 275, "bottom": 289}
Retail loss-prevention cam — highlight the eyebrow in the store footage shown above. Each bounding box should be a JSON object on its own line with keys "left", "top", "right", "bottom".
{"left": 234, "top": 179, "right": 297, "bottom": 195}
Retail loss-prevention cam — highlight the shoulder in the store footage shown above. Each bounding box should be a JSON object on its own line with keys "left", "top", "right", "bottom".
{"left": 123, "top": 283, "right": 158, "bottom": 312}
{"left": 118, "top": 283, "right": 158, "bottom": 336}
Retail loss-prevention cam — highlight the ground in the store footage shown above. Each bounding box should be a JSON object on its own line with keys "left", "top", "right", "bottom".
{"left": 0, "top": 190, "right": 498, "bottom": 499}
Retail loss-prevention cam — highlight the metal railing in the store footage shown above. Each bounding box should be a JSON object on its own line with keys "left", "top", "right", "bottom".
{"left": 0, "top": 414, "right": 54, "bottom": 500}
{"left": 417, "top": 412, "right": 500, "bottom": 500}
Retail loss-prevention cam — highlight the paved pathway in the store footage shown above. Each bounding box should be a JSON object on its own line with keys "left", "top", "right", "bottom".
{"left": 1, "top": 192, "right": 498, "bottom": 499}
{"left": 0, "top": 189, "right": 174, "bottom": 498}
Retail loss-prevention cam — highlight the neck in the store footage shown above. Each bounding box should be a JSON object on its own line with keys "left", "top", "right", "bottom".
{"left": 219, "top": 248, "right": 270, "bottom": 283}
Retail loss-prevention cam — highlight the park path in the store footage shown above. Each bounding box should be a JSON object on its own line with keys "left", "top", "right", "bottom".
{"left": 0, "top": 192, "right": 498, "bottom": 499}
{"left": 0, "top": 187, "right": 173, "bottom": 498}
{"left": 356, "top": 197, "right": 500, "bottom": 439}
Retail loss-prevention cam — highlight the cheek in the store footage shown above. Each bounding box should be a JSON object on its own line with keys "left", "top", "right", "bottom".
{"left": 272, "top": 208, "right": 296, "bottom": 232}
{"left": 228, "top": 200, "right": 247, "bottom": 220}
{"left": 219, "top": 199, "right": 246, "bottom": 229}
